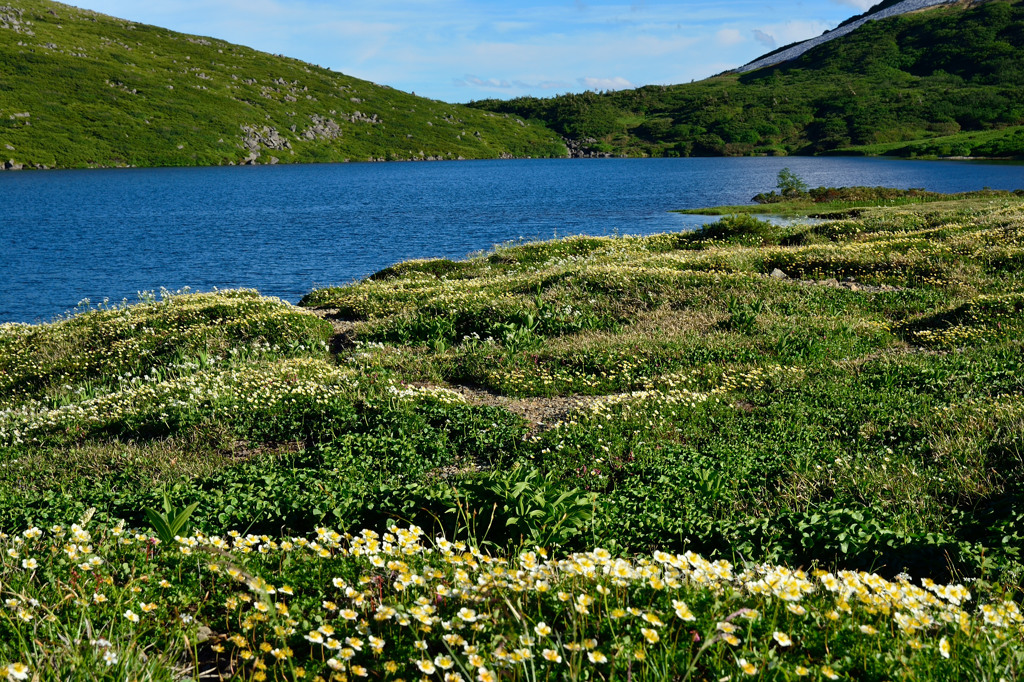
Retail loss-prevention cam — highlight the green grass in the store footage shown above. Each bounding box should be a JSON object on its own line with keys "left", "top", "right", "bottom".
{"left": 840, "top": 124, "right": 1024, "bottom": 158}
{"left": 0, "top": 0, "right": 566, "bottom": 169}
{"left": 3, "top": 195, "right": 1024, "bottom": 678}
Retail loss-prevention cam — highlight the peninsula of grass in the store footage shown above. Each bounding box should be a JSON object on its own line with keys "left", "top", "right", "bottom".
{"left": 2, "top": 193, "right": 1024, "bottom": 679}
{"left": 674, "top": 186, "right": 1024, "bottom": 217}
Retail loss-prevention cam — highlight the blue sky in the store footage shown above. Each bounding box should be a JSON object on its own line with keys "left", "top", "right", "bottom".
{"left": 74, "top": 0, "right": 876, "bottom": 102}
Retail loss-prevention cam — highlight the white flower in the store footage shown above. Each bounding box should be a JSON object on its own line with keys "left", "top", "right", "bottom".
{"left": 4, "top": 662, "right": 30, "bottom": 680}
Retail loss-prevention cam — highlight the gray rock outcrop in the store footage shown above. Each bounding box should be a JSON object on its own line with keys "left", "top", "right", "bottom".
{"left": 301, "top": 114, "right": 342, "bottom": 141}
{"left": 0, "top": 5, "right": 34, "bottom": 35}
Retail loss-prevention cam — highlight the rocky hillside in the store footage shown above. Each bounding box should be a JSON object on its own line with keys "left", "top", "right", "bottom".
{"left": 471, "top": 0, "right": 1024, "bottom": 159}
{"left": 0, "top": 0, "right": 567, "bottom": 170}
{"left": 736, "top": 0, "right": 954, "bottom": 72}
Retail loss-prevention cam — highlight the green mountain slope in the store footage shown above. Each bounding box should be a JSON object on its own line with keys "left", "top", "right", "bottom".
{"left": 470, "top": 0, "right": 1024, "bottom": 158}
{"left": 0, "top": 0, "right": 567, "bottom": 169}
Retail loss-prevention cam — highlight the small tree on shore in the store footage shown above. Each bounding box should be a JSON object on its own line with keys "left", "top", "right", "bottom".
{"left": 777, "top": 167, "right": 809, "bottom": 197}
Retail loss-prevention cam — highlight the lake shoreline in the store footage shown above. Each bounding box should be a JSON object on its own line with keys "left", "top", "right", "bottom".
{"left": 4, "top": 156, "right": 1024, "bottom": 325}
{"left": 3, "top": 151, "right": 1024, "bottom": 173}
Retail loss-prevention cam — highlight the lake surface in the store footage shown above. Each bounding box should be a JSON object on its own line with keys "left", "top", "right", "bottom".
{"left": 3, "top": 156, "right": 1024, "bottom": 323}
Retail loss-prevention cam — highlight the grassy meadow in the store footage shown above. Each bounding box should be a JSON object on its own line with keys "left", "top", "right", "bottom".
{"left": 2, "top": 192, "right": 1024, "bottom": 679}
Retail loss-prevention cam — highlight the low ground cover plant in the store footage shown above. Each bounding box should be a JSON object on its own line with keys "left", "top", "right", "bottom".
{"left": 2, "top": 192, "right": 1023, "bottom": 677}
{"left": 2, "top": 520, "right": 1022, "bottom": 680}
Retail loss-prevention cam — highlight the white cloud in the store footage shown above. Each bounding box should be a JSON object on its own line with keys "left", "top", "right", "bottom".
{"left": 832, "top": 0, "right": 877, "bottom": 9}
{"left": 752, "top": 29, "right": 776, "bottom": 48}
{"left": 71, "top": 0, "right": 864, "bottom": 102}
{"left": 578, "top": 76, "right": 634, "bottom": 91}
{"left": 715, "top": 28, "right": 744, "bottom": 45}
{"left": 454, "top": 74, "right": 513, "bottom": 89}
{"left": 755, "top": 19, "right": 832, "bottom": 47}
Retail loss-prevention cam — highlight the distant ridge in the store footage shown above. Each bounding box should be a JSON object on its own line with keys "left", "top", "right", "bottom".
{"left": 472, "top": 0, "right": 1024, "bottom": 159}
{"left": 736, "top": 0, "right": 956, "bottom": 72}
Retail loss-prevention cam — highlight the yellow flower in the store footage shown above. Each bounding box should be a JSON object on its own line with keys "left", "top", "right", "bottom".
{"left": 738, "top": 658, "right": 758, "bottom": 676}
{"left": 542, "top": 649, "right": 562, "bottom": 663}
{"left": 794, "top": 665, "right": 810, "bottom": 676}
{"left": 641, "top": 628, "right": 660, "bottom": 644}
{"left": 587, "top": 651, "right": 608, "bottom": 664}
{"left": 859, "top": 624, "right": 878, "bottom": 635}
{"left": 535, "top": 621, "right": 552, "bottom": 636}
{"left": 642, "top": 612, "right": 664, "bottom": 627}
{"left": 673, "top": 600, "right": 696, "bottom": 621}
{"left": 416, "top": 660, "right": 436, "bottom": 675}
{"left": 939, "top": 636, "right": 951, "bottom": 659}
{"left": 821, "top": 665, "right": 839, "bottom": 680}
{"left": 773, "top": 631, "right": 792, "bottom": 647}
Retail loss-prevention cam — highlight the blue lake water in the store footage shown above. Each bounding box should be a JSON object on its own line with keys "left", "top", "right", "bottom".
{"left": 3, "top": 156, "right": 1024, "bottom": 323}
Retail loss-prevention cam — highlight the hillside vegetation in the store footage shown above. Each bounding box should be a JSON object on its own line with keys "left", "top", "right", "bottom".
{"left": 471, "top": 0, "right": 1024, "bottom": 159}
{"left": 2, "top": 193, "right": 1023, "bottom": 678}
{"left": 0, "top": 0, "right": 566, "bottom": 169}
